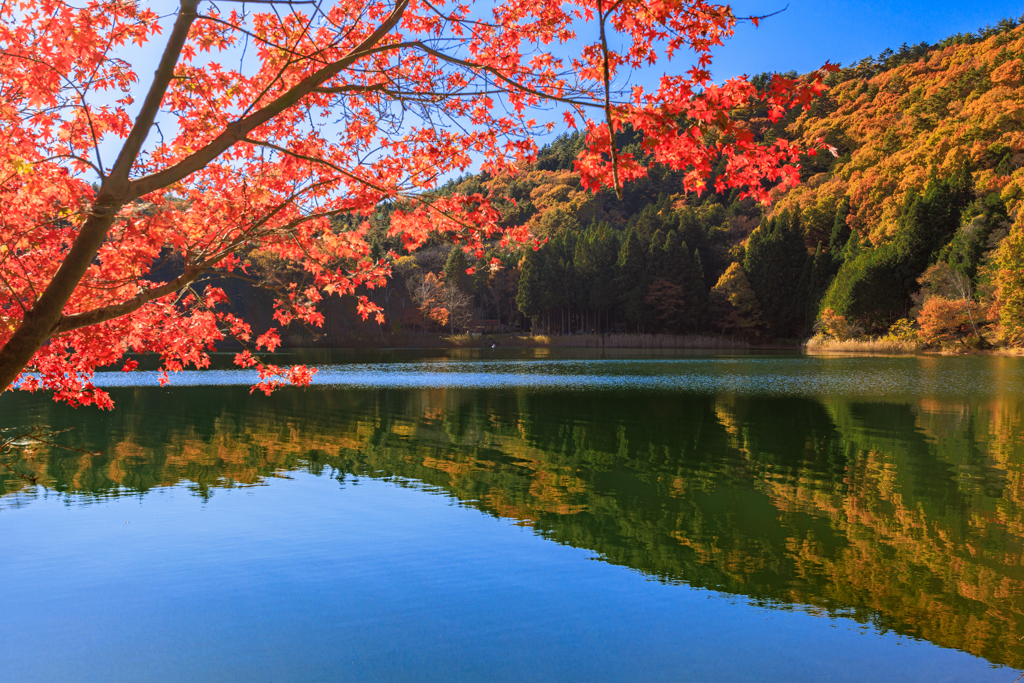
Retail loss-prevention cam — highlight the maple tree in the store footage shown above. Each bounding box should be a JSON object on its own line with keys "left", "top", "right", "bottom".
{"left": 0, "top": 0, "right": 832, "bottom": 407}
{"left": 916, "top": 296, "right": 982, "bottom": 345}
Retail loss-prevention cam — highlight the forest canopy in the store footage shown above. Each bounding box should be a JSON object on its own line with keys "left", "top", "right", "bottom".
{"left": 353, "top": 14, "right": 1024, "bottom": 348}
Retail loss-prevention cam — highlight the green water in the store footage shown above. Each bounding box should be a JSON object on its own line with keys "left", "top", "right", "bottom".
{"left": 2, "top": 351, "right": 1023, "bottom": 681}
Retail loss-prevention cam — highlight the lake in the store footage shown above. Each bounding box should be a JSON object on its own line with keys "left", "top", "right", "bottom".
{"left": 2, "top": 350, "right": 1023, "bottom": 681}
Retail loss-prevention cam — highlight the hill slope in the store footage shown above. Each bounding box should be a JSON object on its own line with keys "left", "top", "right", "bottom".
{"left": 344, "top": 16, "right": 1024, "bottom": 346}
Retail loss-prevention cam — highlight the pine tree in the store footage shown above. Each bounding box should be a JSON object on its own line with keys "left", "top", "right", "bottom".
{"left": 649, "top": 229, "right": 667, "bottom": 281}
{"left": 743, "top": 210, "right": 811, "bottom": 337}
{"left": 821, "top": 174, "right": 974, "bottom": 332}
{"left": 687, "top": 248, "right": 709, "bottom": 331}
{"left": 662, "top": 230, "right": 686, "bottom": 284}
{"left": 588, "top": 223, "right": 620, "bottom": 331}
{"left": 829, "top": 196, "right": 852, "bottom": 262}
{"left": 616, "top": 229, "right": 651, "bottom": 331}
{"left": 443, "top": 247, "right": 472, "bottom": 293}
{"left": 516, "top": 248, "right": 543, "bottom": 329}
{"left": 807, "top": 242, "right": 834, "bottom": 324}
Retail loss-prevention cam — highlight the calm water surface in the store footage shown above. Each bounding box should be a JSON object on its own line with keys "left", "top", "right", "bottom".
{"left": 2, "top": 350, "right": 1024, "bottom": 682}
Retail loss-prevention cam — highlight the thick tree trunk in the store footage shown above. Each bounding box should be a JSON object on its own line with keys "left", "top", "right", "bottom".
{"left": 0, "top": 2, "right": 201, "bottom": 393}
{"left": 0, "top": 0, "right": 411, "bottom": 393}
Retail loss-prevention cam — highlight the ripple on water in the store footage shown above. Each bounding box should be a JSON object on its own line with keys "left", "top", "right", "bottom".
{"left": 74, "top": 356, "right": 1024, "bottom": 399}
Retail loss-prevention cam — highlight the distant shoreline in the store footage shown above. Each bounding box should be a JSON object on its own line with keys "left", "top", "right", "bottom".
{"left": 274, "top": 331, "right": 799, "bottom": 351}
{"left": 805, "top": 337, "right": 1024, "bottom": 356}
{"left": 271, "top": 332, "right": 1024, "bottom": 356}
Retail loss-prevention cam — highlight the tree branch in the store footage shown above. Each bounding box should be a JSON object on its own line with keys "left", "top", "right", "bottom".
{"left": 127, "top": 0, "right": 410, "bottom": 199}
{"left": 0, "top": 0, "right": 202, "bottom": 393}
{"left": 597, "top": 0, "right": 623, "bottom": 200}
{"left": 53, "top": 188, "right": 347, "bottom": 335}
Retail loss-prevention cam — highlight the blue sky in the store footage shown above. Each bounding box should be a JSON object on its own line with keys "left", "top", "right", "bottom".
{"left": 85, "top": 1, "right": 1024, "bottom": 181}
{"left": 711, "top": 0, "right": 1024, "bottom": 79}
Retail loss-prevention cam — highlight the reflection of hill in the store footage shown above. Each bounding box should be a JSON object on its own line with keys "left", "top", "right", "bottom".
{"left": 2, "top": 386, "right": 1024, "bottom": 667}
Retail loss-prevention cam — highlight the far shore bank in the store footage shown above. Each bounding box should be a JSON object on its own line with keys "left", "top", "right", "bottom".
{"left": 805, "top": 337, "right": 1024, "bottom": 356}
{"left": 273, "top": 332, "right": 800, "bottom": 351}
{"left": 265, "top": 331, "right": 1024, "bottom": 357}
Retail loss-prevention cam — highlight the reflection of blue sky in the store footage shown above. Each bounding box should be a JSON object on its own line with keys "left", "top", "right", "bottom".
{"left": 4, "top": 473, "right": 1013, "bottom": 682}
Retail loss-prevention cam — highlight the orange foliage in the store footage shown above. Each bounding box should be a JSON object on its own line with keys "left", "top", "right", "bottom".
{"left": 814, "top": 307, "right": 859, "bottom": 340}
{"left": 0, "top": 0, "right": 834, "bottom": 405}
{"left": 781, "top": 26, "right": 1024, "bottom": 243}
{"left": 916, "top": 296, "right": 978, "bottom": 343}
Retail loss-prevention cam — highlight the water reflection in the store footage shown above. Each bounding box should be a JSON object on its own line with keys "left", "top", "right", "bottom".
{"left": 2, "top": 355, "right": 1024, "bottom": 669}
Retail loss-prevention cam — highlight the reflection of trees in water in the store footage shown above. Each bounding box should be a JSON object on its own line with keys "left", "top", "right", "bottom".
{"left": 2, "top": 386, "right": 1024, "bottom": 667}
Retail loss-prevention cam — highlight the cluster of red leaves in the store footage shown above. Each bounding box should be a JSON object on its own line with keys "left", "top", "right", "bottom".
{"left": 0, "top": 0, "right": 831, "bottom": 407}
{"left": 574, "top": 69, "right": 839, "bottom": 203}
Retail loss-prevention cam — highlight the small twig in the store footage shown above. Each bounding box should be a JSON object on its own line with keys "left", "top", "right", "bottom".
{"left": 597, "top": 0, "right": 622, "bottom": 200}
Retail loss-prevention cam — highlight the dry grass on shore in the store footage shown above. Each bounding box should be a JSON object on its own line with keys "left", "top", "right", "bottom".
{"left": 804, "top": 335, "right": 922, "bottom": 354}
{"left": 525, "top": 333, "right": 753, "bottom": 349}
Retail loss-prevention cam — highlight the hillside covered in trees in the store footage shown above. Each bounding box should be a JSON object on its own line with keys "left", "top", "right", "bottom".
{"left": 268, "top": 15, "right": 1024, "bottom": 347}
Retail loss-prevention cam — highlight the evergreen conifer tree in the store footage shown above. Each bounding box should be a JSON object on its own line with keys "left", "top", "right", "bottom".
{"left": 516, "top": 249, "right": 543, "bottom": 329}
{"left": 588, "top": 223, "right": 620, "bottom": 331}
{"left": 443, "top": 247, "right": 472, "bottom": 292}
{"left": 743, "top": 210, "right": 811, "bottom": 337}
{"left": 616, "top": 230, "right": 651, "bottom": 331}
{"left": 690, "top": 249, "right": 709, "bottom": 331}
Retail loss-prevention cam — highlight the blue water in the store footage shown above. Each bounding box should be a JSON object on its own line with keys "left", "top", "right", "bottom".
{"left": 2, "top": 351, "right": 1023, "bottom": 681}
{"left": 1, "top": 474, "right": 1009, "bottom": 682}
{"left": 79, "top": 354, "right": 1024, "bottom": 398}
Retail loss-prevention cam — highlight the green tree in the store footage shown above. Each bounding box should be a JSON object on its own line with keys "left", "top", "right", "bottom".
{"left": 743, "top": 210, "right": 810, "bottom": 337}
{"left": 443, "top": 247, "right": 473, "bottom": 293}
{"left": 661, "top": 230, "right": 687, "bottom": 284}
{"left": 821, "top": 174, "right": 972, "bottom": 331}
{"left": 616, "top": 229, "right": 652, "bottom": 331}
{"left": 687, "top": 248, "right": 709, "bottom": 331}
{"left": 516, "top": 248, "right": 543, "bottom": 329}
{"left": 587, "top": 223, "right": 620, "bottom": 331}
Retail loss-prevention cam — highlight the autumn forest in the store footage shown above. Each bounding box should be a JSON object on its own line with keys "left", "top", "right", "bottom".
{"left": 285, "top": 15, "right": 1024, "bottom": 349}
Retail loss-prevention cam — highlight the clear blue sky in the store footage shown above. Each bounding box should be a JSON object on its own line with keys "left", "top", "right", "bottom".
{"left": 711, "top": 0, "right": 1024, "bottom": 79}
{"left": 90, "top": 1, "right": 1024, "bottom": 179}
